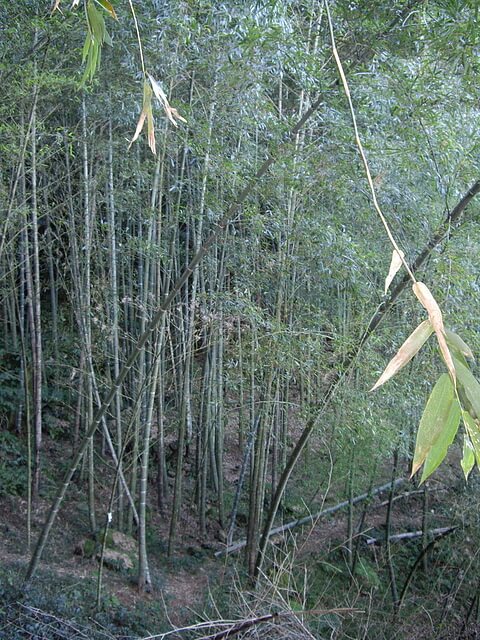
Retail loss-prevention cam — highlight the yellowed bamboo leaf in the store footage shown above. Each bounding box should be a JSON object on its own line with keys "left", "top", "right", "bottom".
{"left": 461, "top": 433, "right": 475, "bottom": 480}
{"left": 146, "top": 106, "right": 156, "bottom": 155}
{"left": 412, "top": 281, "right": 456, "bottom": 384}
{"left": 384, "top": 249, "right": 404, "bottom": 295}
{"left": 148, "top": 73, "right": 186, "bottom": 127}
{"left": 129, "top": 81, "right": 154, "bottom": 151}
{"left": 462, "top": 410, "right": 480, "bottom": 468}
{"left": 370, "top": 320, "right": 433, "bottom": 391}
{"left": 128, "top": 111, "right": 147, "bottom": 149}
{"left": 52, "top": 0, "right": 62, "bottom": 12}
{"left": 170, "top": 107, "right": 187, "bottom": 124}
{"left": 95, "top": 0, "right": 117, "bottom": 19}
{"left": 148, "top": 74, "right": 177, "bottom": 126}
{"left": 445, "top": 329, "right": 475, "bottom": 360}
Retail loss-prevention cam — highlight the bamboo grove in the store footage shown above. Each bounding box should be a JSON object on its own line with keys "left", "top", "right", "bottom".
{"left": 1, "top": 0, "right": 480, "bottom": 595}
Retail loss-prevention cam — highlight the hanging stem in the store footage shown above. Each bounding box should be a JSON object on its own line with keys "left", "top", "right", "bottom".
{"left": 325, "top": 0, "right": 416, "bottom": 284}
{"left": 127, "top": 0, "right": 146, "bottom": 77}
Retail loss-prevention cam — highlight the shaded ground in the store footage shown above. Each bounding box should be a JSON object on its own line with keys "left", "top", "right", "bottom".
{"left": 0, "top": 433, "right": 478, "bottom": 639}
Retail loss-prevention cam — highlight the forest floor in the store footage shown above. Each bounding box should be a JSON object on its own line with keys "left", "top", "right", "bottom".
{"left": 0, "top": 433, "right": 477, "bottom": 639}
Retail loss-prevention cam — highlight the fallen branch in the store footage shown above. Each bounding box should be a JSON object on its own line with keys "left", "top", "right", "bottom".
{"left": 140, "top": 608, "right": 360, "bottom": 640}
{"left": 374, "top": 487, "right": 447, "bottom": 509}
{"left": 366, "top": 526, "right": 456, "bottom": 545}
{"left": 216, "top": 478, "right": 406, "bottom": 557}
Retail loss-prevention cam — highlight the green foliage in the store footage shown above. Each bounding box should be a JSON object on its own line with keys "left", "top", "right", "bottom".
{"left": 0, "top": 432, "right": 27, "bottom": 497}
{"left": 354, "top": 557, "right": 381, "bottom": 589}
{"left": 412, "top": 374, "right": 461, "bottom": 482}
{"left": 0, "top": 563, "right": 169, "bottom": 638}
{"left": 398, "top": 335, "right": 480, "bottom": 483}
{"left": 82, "top": 538, "right": 97, "bottom": 558}
{"left": 0, "top": 350, "right": 22, "bottom": 429}
{"left": 1, "top": 0, "right": 480, "bottom": 633}
{"left": 81, "top": 0, "right": 114, "bottom": 85}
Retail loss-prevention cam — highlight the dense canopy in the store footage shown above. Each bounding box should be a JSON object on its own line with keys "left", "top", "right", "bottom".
{"left": 1, "top": 2, "right": 480, "bottom": 638}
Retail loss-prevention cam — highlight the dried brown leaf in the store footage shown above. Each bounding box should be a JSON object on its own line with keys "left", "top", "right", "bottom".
{"left": 384, "top": 249, "right": 404, "bottom": 295}
{"left": 370, "top": 320, "right": 433, "bottom": 391}
{"left": 95, "top": 0, "right": 117, "bottom": 19}
{"left": 413, "top": 282, "right": 456, "bottom": 384}
{"left": 148, "top": 73, "right": 186, "bottom": 127}
{"left": 128, "top": 110, "right": 147, "bottom": 149}
{"left": 170, "top": 107, "right": 187, "bottom": 124}
{"left": 146, "top": 107, "right": 156, "bottom": 155}
{"left": 129, "top": 81, "right": 156, "bottom": 154}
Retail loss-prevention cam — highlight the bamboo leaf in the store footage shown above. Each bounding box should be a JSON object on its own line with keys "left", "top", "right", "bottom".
{"left": 454, "top": 357, "right": 480, "bottom": 419}
{"left": 420, "top": 392, "right": 461, "bottom": 483}
{"left": 148, "top": 74, "right": 168, "bottom": 104}
{"left": 461, "top": 433, "right": 475, "bottom": 480}
{"left": 87, "top": 0, "right": 103, "bottom": 41}
{"left": 146, "top": 104, "right": 156, "bottom": 155}
{"left": 148, "top": 74, "right": 177, "bottom": 127}
{"left": 412, "top": 374, "right": 458, "bottom": 478}
{"left": 384, "top": 249, "right": 404, "bottom": 295}
{"left": 94, "top": 0, "right": 117, "bottom": 19}
{"left": 169, "top": 107, "right": 187, "bottom": 124}
{"left": 462, "top": 411, "right": 480, "bottom": 467}
{"left": 445, "top": 329, "right": 474, "bottom": 361}
{"left": 412, "top": 282, "right": 456, "bottom": 384}
{"left": 148, "top": 73, "right": 187, "bottom": 127}
{"left": 82, "top": 33, "right": 92, "bottom": 63}
{"left": 370, "top": 320, "right": 433, "bottom": 391}
{"left": 81, "top": 0, "right": 110, "bottom": 85}
{"left": 128, "top": 111, "right": 147, "bottom": 149}
{"left": 128, "top": 81, "right": 156, "bottom": 154}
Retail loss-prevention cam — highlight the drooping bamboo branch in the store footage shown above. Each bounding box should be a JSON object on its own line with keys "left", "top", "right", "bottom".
{"left": 254, "top": 178, "right": 480, "bottom": 579}
{"left": 366, "top": 526, "right": 456, "bottom": 546}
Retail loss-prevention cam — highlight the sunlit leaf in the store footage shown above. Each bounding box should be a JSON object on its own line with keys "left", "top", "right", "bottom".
{"left": 461, "top": 433, "right": 475, "bottom": 480}
{"left": 445, "top": 329, "right": 474, "bottom": 361}
{"left": 420, "top": 390, "right": 461, "bottom": 483}
{"left": 454, "top": 357, "right": 480, "bottom": 419}
{"left": 384, "top": 249, "right": 404, "bottom": 295}
{"left": 94, "top": 0, "right": 117, "bottom": 19}
{"left": 412, "top": 282, "right": 456, "bottom": 384}
{"left": 370, "top": 320, "right": 433, "bottom": 391}
{"left": 412, "top": 374, "right": 459, "bottom": 478}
